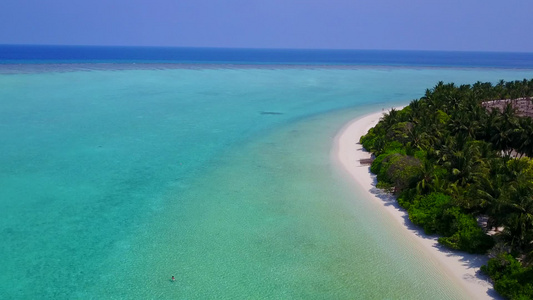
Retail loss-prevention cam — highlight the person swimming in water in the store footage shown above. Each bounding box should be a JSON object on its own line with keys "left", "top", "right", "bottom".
{"left": 171, "top": 276, "right": 175, "bottom": 281}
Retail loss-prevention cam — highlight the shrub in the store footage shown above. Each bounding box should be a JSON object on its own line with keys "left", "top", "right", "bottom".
{"left": 386, "top": 155, "right": 422, "bottom": 194}
{"left": 386, "top": 122, "right": 414, "bottom": 145}
{"left": 370, "top": 152, "right": 387, "bottom": 175}
{"left": 383, "top": 141, "right": 405, "bottom": 153}
{"left": 482, "top": 254, "right": 533, "bottom": 300}
{"left": 397, "top": 188, "right": 417, "bottom": 209}
{"left": 408, "top": 193, "right": 451, "bottom": 234}
{"left": 370, "top": 150, "right": 403, "bottom": 179}
{"left": 435, "top": 109, "right": 450, "bottom": 124}
{"left": 360, "top": 129, "right": 377, "bottom": 151}
{"left": 438, "top": 210, "right": 493, "bottom": 253}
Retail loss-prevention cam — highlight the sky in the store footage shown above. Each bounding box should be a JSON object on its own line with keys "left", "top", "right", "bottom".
{"left": 1, "top": 0, "right": 532, "bottom": 52}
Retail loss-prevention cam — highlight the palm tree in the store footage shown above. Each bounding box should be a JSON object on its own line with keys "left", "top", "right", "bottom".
{"left": 448, "top": 142, "right": 489, "bottom": 191}
{"left": 413, "top": 160, "right": 436, "bottom": 194}
{"left": 448, "top": 110, "right": 480, "bottom": 140}
{"left": 514, "top": 117, "right": 533, "bottom": 158}
{"left": 490, "top": 103, "right": 519, "bottom": 157}
{"left": 380, "top": 108, "right": 400, "bottom": 129}
{"left": 477, "top": 170, "right": 507, "bottom": 230}
{"left": 492, "top": 158, "right": 533, "bottom": 253}
{"left": 501, "top": 181, "right": 533, "bottom": 252}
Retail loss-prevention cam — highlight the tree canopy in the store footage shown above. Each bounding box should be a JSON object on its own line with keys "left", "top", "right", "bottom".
{"left": 360, "top": 79, "right": 533, "bottom": 299}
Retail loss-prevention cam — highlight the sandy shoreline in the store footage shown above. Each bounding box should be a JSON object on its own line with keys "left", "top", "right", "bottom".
{"left": 333, "top": 109, "right": 501, "bottom": 300}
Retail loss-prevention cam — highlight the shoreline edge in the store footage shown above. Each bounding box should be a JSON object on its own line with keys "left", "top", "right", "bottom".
{"left": 332, "top": 108, "right": 501, "bottom": 300}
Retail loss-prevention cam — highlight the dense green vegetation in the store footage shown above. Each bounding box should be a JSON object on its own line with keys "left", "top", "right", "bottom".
{"left": 360, "top": 79, "right": 533, "bottom": 299}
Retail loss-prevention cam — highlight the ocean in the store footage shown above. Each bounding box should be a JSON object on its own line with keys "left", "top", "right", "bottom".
{"left": 2, "top": 45, "right": 533, "bottom": 68}
{"left": 1, "top": 46, "right": 532, "bottom": 299}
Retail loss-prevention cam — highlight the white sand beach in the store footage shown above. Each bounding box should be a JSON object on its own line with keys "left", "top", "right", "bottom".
{"left": 333, "top": 110, "right": 501, "bottom": 300}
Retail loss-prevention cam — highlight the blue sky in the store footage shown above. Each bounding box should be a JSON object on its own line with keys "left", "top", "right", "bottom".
{"left": 1, "top": 0, "right": 532, "bottom": 52}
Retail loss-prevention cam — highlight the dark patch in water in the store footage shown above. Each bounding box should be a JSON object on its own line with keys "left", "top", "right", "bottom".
{"left": 260, "top": 111, "right": 284, "bottom": 115}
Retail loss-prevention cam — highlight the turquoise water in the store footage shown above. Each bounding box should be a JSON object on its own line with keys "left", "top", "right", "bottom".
{"left": 1, "top": 66, "right": 532, "bottom": 299}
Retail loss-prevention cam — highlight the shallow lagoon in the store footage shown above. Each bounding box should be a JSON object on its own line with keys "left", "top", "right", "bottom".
{"left": 1, "top": 65, "right": 532, "bottom": 298}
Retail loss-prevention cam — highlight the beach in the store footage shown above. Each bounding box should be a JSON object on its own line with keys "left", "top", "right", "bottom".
{"left": 333, "top": 109, "right": 501, "bottom": 300}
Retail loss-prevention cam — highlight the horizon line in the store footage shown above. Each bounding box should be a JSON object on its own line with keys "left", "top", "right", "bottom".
{"left": 2, "top": 43, "right": 533, "bottom": 55}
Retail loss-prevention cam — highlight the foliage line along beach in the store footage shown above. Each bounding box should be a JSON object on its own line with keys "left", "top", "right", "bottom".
{"left": 358, "top": 80, "right": 533, "bottom": 299}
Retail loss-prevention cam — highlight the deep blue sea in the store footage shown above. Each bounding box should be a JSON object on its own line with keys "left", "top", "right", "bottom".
{"left": 1, "top": 45, "right": 532, "bottom": 299}
{"left": 2, "top": 44, "right": 533, "bottom": 68}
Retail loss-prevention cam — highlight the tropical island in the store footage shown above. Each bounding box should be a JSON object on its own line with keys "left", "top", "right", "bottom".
{"left": 359, "top": 79, "right": 533, "bottom": 299}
